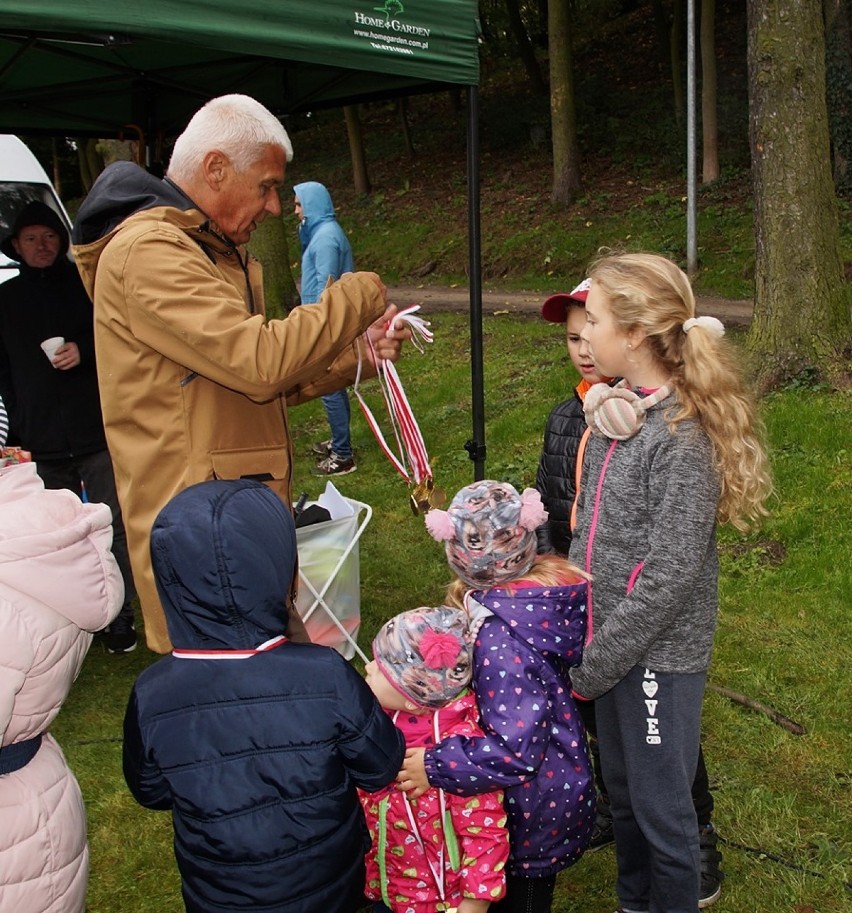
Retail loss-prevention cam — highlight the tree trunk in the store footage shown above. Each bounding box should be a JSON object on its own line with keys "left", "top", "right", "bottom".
{"left": 747, "top": 0, "right": 851, "bottom": 388}
{"left": 549, "top": 0, "right": 582, "bottom": 206}
{"left": 701, "top": 0, "right": 720, "bottom": 183}
{"left": 344, "top": 105, "right": 371, "bottom": 196}
{"left": 823, "top": 0, "right": 852, "bottom": 190}
{"left": 96, "top": 139, "right": 135, "bottom": 166}
{"left": 505, "top": 0, "right": 547, "bottom": 95}
{"left": 247, "top": 214, "right": 298, "bottom": 319}
{"left": 650, "top": 0, "right": 672, "bottom": 74}
{"left": 77, "top": 138, "right": 103, "bottom": 193}
{"left": 398, "top": 97, "right": 415, "bottom": 158}
{"left": 534, "top": 0, "right": 548, "bottom": 47}
{"left": 670, "top": 0, "right": 685, "bottom": 128}
{"left": 51, "top": 137, "right": 62, "bottom": 197}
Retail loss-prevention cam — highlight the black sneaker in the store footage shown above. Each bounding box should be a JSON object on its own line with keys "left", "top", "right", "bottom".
{"left": 313, "top": 453, "right": 356, "bottom": 476}
{"left": 588, "top": 798, "right": 615, "bottom": 850}
{"left": 106, "top": 615, "right": 137, "bottom": 653}
{"left": 698, "top": 823, "right": 723, "bottom": 908}
{"left": 311, "top": 439, "right": 332, "bottom": 457}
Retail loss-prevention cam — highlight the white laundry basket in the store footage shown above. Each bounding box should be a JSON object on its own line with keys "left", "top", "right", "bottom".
{"left": 295, "top": 497, "right": 371, "bottom": 662}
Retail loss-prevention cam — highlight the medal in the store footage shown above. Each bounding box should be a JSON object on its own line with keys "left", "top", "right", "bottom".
{"left": 353, "top": 305, "right": 440, "bottom": 515}
{"left": 428, "top": 483, "right": 447, "bottom": 510}
{"left": 409, "top": 477, "right": 446, "bottom": 515}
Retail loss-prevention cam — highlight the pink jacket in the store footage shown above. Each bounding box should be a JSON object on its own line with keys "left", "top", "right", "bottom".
{"left": 0, "top": 463, "right": 123, "bottom": 913}
{"left": 360, "top": 691, "right": 509, "bottom": 913}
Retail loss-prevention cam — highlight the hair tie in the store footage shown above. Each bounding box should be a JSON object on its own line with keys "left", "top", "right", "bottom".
{"left": 683, "top": 316, "right": 725, "bottom": 338}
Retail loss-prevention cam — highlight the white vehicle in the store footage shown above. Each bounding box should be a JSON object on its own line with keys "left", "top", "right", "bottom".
{"left": 0, "top": 135, "right": 72, "bottom": 284}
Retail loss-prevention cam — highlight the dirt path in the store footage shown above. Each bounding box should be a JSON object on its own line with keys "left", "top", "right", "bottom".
{"left": 390, "top": 284, "right": 753, "bottom": 327}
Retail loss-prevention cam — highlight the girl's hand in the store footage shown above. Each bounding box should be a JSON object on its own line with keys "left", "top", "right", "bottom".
{"left": 395, "top": 747, "right": 429, "bottom": 798}
{"left": 458, "top": 901, "right": 490, "bottom": 913}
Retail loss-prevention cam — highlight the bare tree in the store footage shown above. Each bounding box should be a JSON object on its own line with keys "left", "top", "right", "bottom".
{"left": 505, "top": 0, "right": 547, "bottom": 94}
{"left": 670, "top": 0, "right": 686, "bottom": 127}
{"left": 51, "top": 138, "right": 62, "bottom": 197}
{"left": 824, "top": 0, "right": 852, "bottom": 189}
{"left": 398, "top": 97, "right": 415, "bottom": 158}
{"left": 549, "top": 0, "right": 582, "bottom": 205}
{"left": 701, "top": 0, "right": 720, "bottom": 183}
{"left": 344, "top": 105, "right": 371, "bottom": 196}
{"left": 247, "top": 214, "right": 298, "bottom": 318}
{"left": 76, "top": 138, "right": 103, "bottom": 193}
{"left": 747, "top": 0, "right": 851, "bottom": 388}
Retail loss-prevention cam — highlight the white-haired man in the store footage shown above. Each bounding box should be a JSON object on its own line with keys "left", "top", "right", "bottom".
{"left": 73, "top": 94, "right": 409, "bottom": 653}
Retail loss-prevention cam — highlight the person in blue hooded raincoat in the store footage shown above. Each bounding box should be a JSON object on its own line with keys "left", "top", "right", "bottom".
{"left": 122, "top": 478, "right": 404, "bottom": 913}
{"left": 293, "top": 181, "right": 358, "bottom": 476}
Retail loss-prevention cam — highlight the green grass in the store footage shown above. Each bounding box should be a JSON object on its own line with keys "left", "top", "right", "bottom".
{"left": 51, "top": 312, "right": 851, "bottom": 911}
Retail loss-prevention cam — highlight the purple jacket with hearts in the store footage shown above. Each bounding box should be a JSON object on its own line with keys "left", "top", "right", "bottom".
{"left": 423, "top": 581, "right": 594, "bottom": 877}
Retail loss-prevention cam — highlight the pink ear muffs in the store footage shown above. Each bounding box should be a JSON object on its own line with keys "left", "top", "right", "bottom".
{"left": 584, "top": 381, "right": 672, "bottom": 440}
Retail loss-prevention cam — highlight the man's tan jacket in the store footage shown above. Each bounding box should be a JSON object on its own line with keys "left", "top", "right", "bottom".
{"left": 75, "top": 200, "right": 385, "bottom": 652}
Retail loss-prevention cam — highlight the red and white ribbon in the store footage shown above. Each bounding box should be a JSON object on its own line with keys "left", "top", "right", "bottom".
{"left": 172, "top": 634, "right": 287, "bottom": 660}
{"left": 353, "top": 305, "right": 434, "bottom": 487}
{"left": 392, "top": 708, "right": 451, "bottom": 900}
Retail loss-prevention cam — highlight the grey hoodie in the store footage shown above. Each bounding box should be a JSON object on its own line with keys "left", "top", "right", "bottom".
{"left": 569, "top": 395, "right": 721, "bottom": 699}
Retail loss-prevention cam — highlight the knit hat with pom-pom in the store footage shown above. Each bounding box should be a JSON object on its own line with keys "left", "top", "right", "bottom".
{"left": 372, "top": 605, "right": 473, "bottom": 709}
{"left": 425, "top": 480, "right": 548, "bottom": 588}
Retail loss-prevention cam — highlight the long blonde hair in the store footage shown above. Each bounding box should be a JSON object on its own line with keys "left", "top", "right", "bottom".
{"left": 444, "top": 553, "right": 588, "bottom": 610}
{"left": 587, "top": 251, "right": 772, "bottom": 531}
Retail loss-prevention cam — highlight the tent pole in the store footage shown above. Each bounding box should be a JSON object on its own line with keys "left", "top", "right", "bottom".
{"left": 465, "top": 84, "right": 486, "bottom": 481}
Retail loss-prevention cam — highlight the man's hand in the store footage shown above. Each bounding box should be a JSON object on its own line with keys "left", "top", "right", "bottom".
{"left": 395, "top": 747, "right": 430, "bottom": 799}
{"left": 52, "top": 342, "right": 81, "bottom": 370}
{"left": 365, "top": 304, "right": 412, "bottom": 365}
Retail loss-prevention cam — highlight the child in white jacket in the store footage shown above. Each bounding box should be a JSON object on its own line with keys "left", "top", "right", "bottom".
{"left": 0, "top": 462, "right": 124, "bottom": 913}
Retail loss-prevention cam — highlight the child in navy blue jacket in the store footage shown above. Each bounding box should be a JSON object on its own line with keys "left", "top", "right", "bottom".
{"left": 123, "top": 479, "right": 405, "bottom": 913}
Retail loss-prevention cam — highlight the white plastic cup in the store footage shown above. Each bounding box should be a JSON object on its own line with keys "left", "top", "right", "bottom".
{"left": 40, "top": 336, "right": 65, "bottom": 364}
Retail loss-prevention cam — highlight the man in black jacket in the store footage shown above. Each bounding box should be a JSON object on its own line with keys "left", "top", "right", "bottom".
{"left": 0, "top": 200, "right": 137, "bottom": 652}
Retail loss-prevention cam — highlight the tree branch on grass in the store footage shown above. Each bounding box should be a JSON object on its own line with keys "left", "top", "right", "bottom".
{"left": 708, "top": 682, "right": 806, "bottom": 735}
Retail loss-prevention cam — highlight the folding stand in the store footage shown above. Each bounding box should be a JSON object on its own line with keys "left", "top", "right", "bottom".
{"left": 295, "top": 497, "right": 371, "bottom": 663}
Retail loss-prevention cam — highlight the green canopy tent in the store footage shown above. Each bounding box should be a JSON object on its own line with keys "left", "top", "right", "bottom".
{"left": 0, "top": 0, "right": 488, "bottom": 477}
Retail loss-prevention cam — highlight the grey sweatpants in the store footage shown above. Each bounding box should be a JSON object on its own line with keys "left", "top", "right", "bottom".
{"left": 596, "top": 665, "right": 706, "bottom": 913}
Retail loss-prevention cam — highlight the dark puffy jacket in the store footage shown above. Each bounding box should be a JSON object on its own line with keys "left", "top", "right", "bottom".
{"left": 123, "top": 479, "right": 404, "bottom": 913}
{"left": 535, "top": 390, "right": 587, "bottom": 555}
{"left": 0, "top": 207, "right": 106, "bottom": 460}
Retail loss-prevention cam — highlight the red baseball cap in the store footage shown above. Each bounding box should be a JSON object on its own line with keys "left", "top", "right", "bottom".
{"left": 540, "top": 278, "right": 591, "bottom": 323}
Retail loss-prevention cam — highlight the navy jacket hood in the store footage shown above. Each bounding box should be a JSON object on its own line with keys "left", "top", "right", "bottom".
{"left": 72, "top": 161, "right": 197, "bottom": 245}
{"left": 150, "top": 479, "right": 296, "bottom": 651}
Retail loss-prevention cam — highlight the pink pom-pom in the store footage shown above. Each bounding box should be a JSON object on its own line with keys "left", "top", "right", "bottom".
{"left": 420, "top": 630, "right": 462, "bottom": 668}
{"left": 425, "top": 508, "right": 455, "bottom": 541}
{"left": 519, "top": 488, "right": 548, "bottom": 530}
